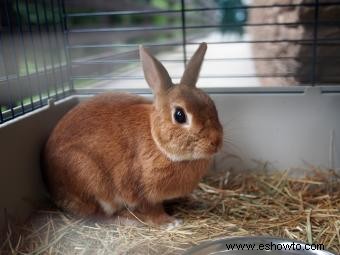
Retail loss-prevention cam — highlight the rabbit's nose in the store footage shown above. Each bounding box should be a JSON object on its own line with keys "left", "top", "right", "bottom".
{"left": 210, "top": 139, "right": 218, "bottom": 147}
{"left": 209, "top": 139, "right": 221, "bottom": 151}
{"left": 209, "top": 132, "right": 223, "bottom": 150}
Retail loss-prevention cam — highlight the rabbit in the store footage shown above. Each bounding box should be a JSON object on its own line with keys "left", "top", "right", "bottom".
{"left": 43, "top": 42, "right": 223, "bottom": 226}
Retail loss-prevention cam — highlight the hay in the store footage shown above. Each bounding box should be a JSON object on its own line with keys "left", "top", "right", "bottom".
{"left": 1, "top": 168, "right": 340, "bottom": 254}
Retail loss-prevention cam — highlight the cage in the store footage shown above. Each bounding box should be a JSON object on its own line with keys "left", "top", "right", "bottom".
{"left": 0, "top": 0, "right": 339, "bottom": 254}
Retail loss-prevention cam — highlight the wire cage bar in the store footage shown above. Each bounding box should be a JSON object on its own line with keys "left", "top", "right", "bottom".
{"left": 1, "top": 0, "right": 340, "bottom": 124}
{"left": 0, "top": 0, "right": 72, "bottom": 124}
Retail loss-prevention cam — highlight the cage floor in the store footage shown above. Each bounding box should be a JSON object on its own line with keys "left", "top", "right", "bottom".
{"left": 1, "top": 168, "right": 339, "bottom": 255}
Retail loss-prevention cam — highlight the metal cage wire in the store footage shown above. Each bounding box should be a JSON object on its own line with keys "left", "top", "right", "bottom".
{"left": 0, "top": 0, "right": 340, "bottom": 124}
{"left": 0, "top": 0, "right": 72, "bottom": 124}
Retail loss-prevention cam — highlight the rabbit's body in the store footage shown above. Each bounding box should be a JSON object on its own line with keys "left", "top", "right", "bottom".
{"left": 45, "top": 93, "right": 209, "bottom": 220}
{"left": 43, "top": 43, "right": 223, "bottom": 225}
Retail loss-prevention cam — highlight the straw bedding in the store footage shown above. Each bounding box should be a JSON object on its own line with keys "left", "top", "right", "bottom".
{"left": 1, "top": 167, "right": 339, "bottom": 254}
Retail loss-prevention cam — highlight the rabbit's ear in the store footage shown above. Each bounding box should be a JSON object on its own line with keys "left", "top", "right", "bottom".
{"left": 140, "top": 45, "right": 173, "bottom": 95}
{"left": 180, "top": 42, "right": 207, "bottom": 87}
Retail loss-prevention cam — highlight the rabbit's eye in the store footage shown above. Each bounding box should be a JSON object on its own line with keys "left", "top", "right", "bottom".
{"left": 174, "top": 107, "right": 187, "bottom": 124}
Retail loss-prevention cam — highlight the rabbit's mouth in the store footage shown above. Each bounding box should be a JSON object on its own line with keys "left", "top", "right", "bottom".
{"left": 194, "top": 131, "right": 223, "bottom": 156}
{"left": 194, "top": 143, "right": 222, "bottom": 158}
{"left": 204, "top": 145, "right": 221, "bottom": 155}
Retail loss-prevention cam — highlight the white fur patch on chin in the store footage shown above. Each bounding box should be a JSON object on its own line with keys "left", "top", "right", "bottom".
{"left": 155, "top": 144, "right": 209, "bottom": 162}
{"left": 165, "top": 151, "right": 211, "bottom": 162}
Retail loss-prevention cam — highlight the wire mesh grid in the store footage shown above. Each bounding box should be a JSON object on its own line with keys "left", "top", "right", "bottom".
{"left": 1, "top": 0, "right": 340, "bottom": 124}
{"left": 0, "top": 0, "right": 72, "bottom": 124}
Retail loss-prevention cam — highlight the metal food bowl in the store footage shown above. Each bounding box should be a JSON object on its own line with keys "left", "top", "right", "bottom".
{"left": 183, "top": 236, "right": 336, "bottom": 255}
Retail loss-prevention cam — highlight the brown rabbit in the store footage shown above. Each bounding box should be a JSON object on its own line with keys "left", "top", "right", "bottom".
{"left": 43, "top": 43, "right": 223, "bottom": 226}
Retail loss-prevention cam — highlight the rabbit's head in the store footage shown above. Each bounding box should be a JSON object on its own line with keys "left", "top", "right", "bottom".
{"left": 140, "top": 43, "right": 223, "bottom": 161}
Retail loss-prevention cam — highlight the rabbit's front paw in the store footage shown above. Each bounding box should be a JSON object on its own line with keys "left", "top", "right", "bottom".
{"left": 165, "top": 218, "right": 183, "bottom": 230}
